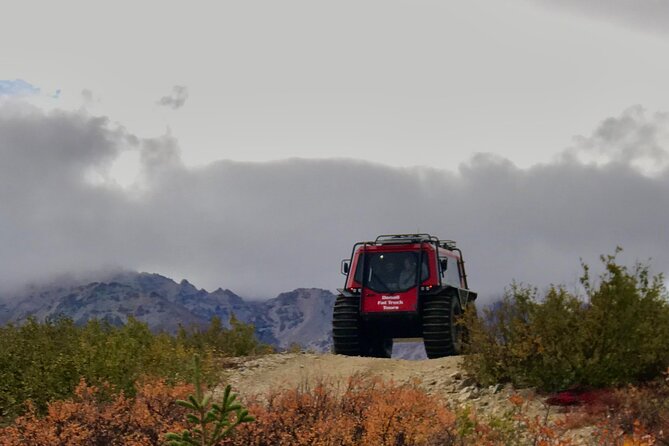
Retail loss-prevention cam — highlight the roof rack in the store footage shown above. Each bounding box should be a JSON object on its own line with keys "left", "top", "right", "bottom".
{"left": 371, "top": 234, "right": 458, "bottom": 250}
{"left": 374, "top": 234, "right": 439, "bottom": 245}
{"left": 440, "top": 240, "right": 457, "bottom": 250}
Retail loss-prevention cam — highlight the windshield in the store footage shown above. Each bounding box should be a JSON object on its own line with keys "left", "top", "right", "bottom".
{"left": 354, "top": 251, "right": 429, "bottom": 293}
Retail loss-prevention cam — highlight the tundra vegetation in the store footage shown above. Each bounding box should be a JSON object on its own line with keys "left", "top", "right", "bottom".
{"left": 463, "top": 250, "right": 669, "bottom": 391}
{"left": 2, "top": 250, "right": 669, "bottom": 444}
{"left": 0, "top": 315, "right": 268, "bottom": 423}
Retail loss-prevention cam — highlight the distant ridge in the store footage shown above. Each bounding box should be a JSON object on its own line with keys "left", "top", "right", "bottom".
{"left": 0, "top": 272, "right": 426, "bottom": 358}
{"left": 0, "top": 272, "right": 335, "bottom": 353}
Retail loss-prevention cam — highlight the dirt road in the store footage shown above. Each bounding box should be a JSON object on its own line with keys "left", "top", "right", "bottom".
{"left": 225, "top": 353, "right": 460, "bottom": 395}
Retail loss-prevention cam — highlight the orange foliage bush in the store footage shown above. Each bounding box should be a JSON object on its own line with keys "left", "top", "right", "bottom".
{"left": 585, "top": 377, "right": 669, "bottom": 446}
{"left": 222, "top": 374, "right": 457, "bottom": 446}
{"left": 3, "top": 372, "right": 667, "bottom": 445}
{"left": 222, "top": 377, "right": 591, "bottom": 446}
{"left": 218, "top": 376, "right": 593, "bottom": 446}
{"left": 0, "top": 378, "right": 193, "bottom": 446}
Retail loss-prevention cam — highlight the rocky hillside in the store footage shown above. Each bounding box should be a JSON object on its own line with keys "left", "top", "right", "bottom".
{"left": 0, "top": 272, "right": 336, "bottom": 352}
{"left": 0, "top": 271, "right": 429, "bottom": 357}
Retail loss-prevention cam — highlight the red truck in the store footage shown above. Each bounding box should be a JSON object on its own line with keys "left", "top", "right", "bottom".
{"left": 333, "top": 234, "right": 477, "bottom": 358}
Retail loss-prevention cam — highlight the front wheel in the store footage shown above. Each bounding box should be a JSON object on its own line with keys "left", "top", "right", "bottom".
{"left": 422, "top": 294, "right": 462, "bottom": 358}
{"left": 332, "top": 295, "right": 393, "bottom": 358}
{"left": 332, "top": 295, "right": 363, "bottom": 356}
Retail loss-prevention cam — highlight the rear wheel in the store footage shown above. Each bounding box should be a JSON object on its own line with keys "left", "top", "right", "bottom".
{"left": 332, "top": 295, "right": 363, "bottom": 356}
{"left": 422, "top": 294, "right": 462, "bottom": 358}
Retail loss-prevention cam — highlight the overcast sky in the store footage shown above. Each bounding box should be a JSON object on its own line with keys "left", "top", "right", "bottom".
{"left": 1, "top": 0, "right": 669, "bottom": 300}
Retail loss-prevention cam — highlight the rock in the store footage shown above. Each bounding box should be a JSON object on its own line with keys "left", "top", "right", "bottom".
{"left": 449, "top": 371, "right": 462, "bottom": 380}
{"left": 461, "top": 377, "right": 476, "bottom": 387}
{"left": 458, "top": 391, "right": 472, "bottom": 402}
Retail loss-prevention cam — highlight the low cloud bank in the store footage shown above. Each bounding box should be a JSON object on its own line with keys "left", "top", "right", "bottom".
{"left": 1, "top": 102, "right": 668, "bottom": 301}
{"left": 537, "top": 0, "right": 669, "bottom": 35}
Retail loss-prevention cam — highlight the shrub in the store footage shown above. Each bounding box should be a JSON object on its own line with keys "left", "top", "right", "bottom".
{"left": 0, "top": 373, "right": 605, "bottom": 446}
{"left": 0, "top": 317, "right": 199, "bottom": 423}
{"left": 464, "top": 250, "right": 669, "bottom": 391}
{"left": 166, "top": 355, "right": 254, "bottom": 446}
{"left": 0, "top": 315, "right": 268, "bottom": 424}
{"left": 0, "top": 377, "right": 193, "bottom": 445}
{"left": 222, "top": 374, "right": 459, "bottom": 446}
{"left": 580, "top": 252, "right": 669, "bottom": 386}
{"left": 220, "top": 375, "right": 588, "bottom": 446}
{"left": 463, "top": 284, "right": 586, "bottom": 390}
{"left": 590, "top": 371, "right": 669, "bottom": 445}
{"left": 0, "top": 317, "right": 82, "bottom": 422}
{"left": 176, "top": 315, "right": 272, "bottom": 357}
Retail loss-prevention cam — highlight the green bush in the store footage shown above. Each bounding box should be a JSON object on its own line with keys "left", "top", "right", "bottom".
{"left": 177, "top": 315, "right": 273, "bottom": 357}
{"left": 0, "top": 315, "right": 268, "bottom": 424}
{"left": 464, "top": 250, "right": 669, "bottom": 391}
{"left": 0, "top": 317, "right": 81, "bottom": 421}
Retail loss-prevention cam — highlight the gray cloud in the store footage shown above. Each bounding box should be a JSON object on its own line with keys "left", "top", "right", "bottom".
{"left": 536, "top": 1, "right": 669, "bottom": 35}
{"left": 157, "top": 85, "right": 189, "bottom": 110}
{"left": 1, "top": 102, "right": 668, "bottom": 302}
{"left": 562, "top": 106, "right": 669, "bottom": 170}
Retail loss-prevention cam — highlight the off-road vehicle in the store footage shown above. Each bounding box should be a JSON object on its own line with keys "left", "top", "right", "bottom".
{"left": 333, "top": 234, "right": 477, "bottom": 358}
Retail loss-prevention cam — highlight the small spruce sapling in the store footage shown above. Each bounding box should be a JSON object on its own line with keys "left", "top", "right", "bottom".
{"left": 165, "top": 356, "right": 254, "bottom": 446}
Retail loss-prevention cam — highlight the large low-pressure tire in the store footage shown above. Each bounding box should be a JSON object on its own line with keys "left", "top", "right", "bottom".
{"left": 332, "top": 295, "right": 363, "bottom": 356}
{"left": 422, "top": 294, "right": 462, "bottom": 358}
{"left": 332, "top": 296, "right": 393, "bottom": 358}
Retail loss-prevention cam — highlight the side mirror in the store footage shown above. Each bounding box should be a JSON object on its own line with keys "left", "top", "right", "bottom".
{"left": 440, "top": 259, "right": 448, "bottom": 271}
{"left": 341, "top": 260, "right": 350, "bottom": 275}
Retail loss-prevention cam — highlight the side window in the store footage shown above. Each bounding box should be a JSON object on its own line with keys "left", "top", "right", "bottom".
{"left": 420, "top": 254, "right": 429, "bottom": 282}
{"left": 354, "top": 254, "right": 364, "bottom": 284}
{"left": 445, "top": 257, "right": 461, "bottom": 287}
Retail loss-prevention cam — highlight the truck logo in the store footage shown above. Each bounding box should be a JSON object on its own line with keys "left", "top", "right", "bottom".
{"left": 378, "top": 295, "right": 404, "bottom": 310}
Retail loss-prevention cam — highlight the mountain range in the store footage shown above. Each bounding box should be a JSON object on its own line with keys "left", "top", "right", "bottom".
{"left": 0, "top": 271, "right": 426, "bottom": 358}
